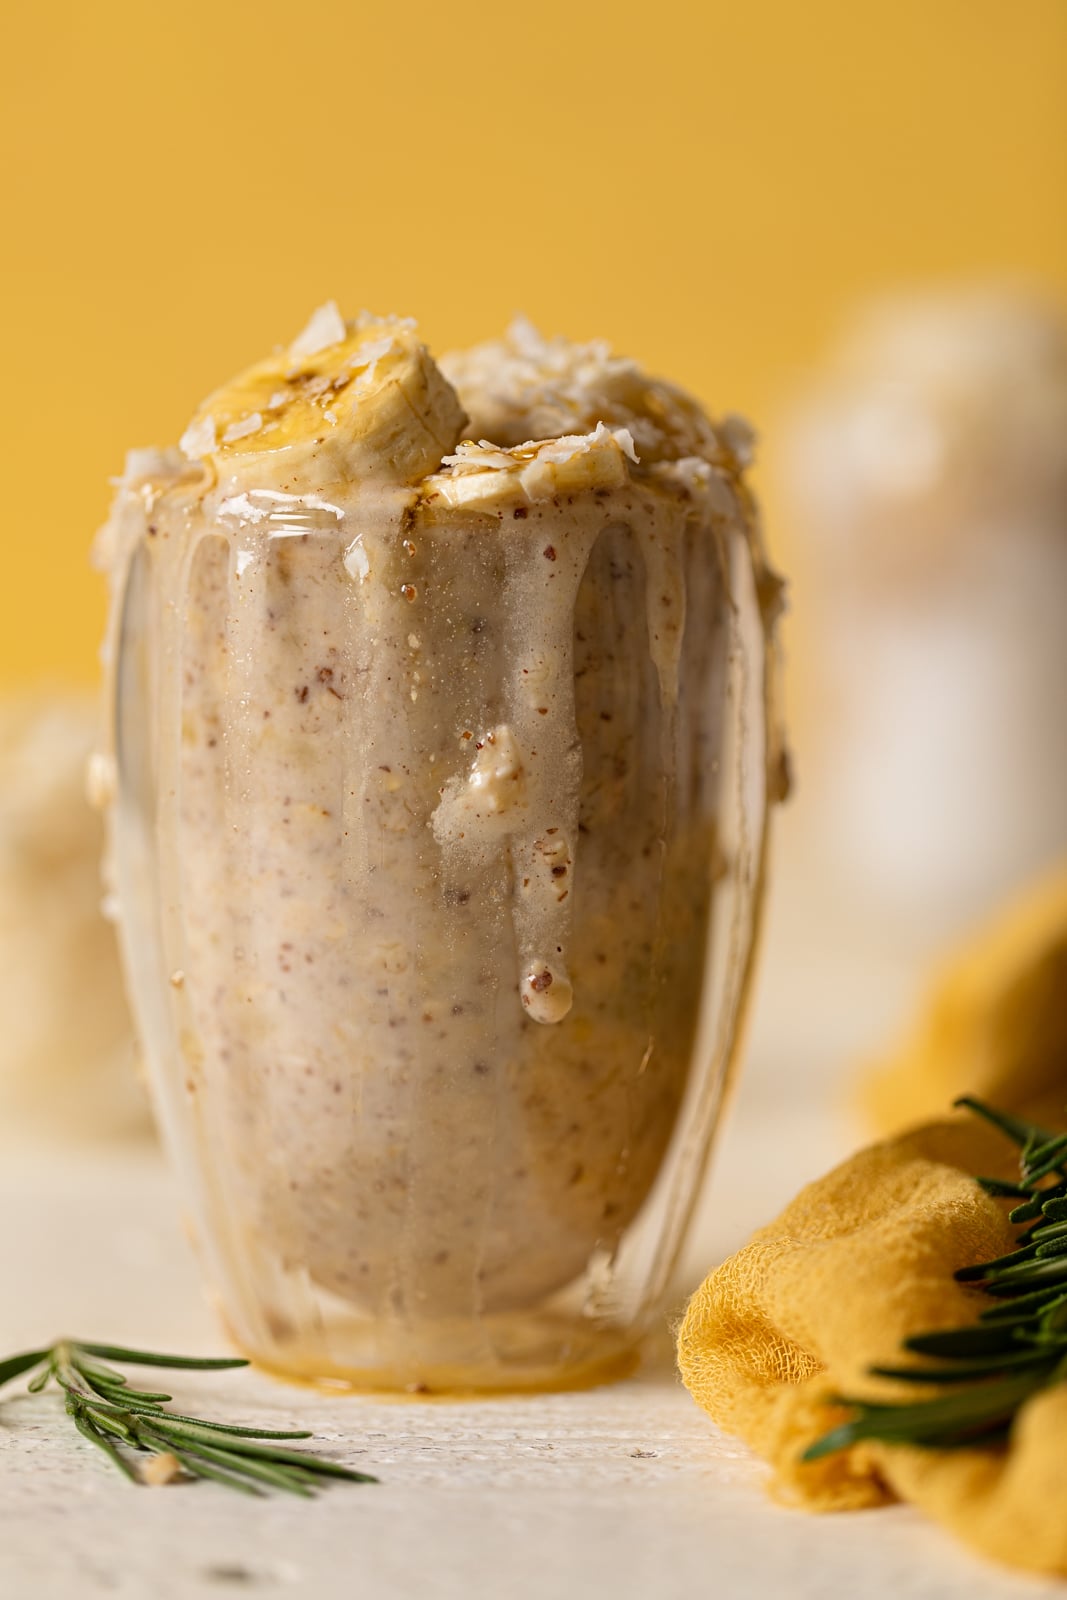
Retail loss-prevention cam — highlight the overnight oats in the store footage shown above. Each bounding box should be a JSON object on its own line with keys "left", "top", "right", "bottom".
{"left": 98, "top": 306, "right": 785, "bottom": 1391}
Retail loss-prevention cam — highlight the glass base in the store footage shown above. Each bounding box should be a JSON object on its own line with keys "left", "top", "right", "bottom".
{"left": 233, "top": 1311, "right": 643, "bottom": 1397}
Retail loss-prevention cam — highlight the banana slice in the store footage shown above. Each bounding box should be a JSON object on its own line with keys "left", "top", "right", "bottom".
{"left": 180, "top": 305, "right": 467, "bottom": 493}
{"left": 425, "top": 421, "right": 639, "bottom": 510}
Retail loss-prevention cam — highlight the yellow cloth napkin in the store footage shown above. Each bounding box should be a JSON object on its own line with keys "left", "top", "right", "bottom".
{"left": 678, "top": 1105, "right": 1067, "bottom": 1574}
{"left": 680, "top": 867, "right": 1067, "bottom": 1575}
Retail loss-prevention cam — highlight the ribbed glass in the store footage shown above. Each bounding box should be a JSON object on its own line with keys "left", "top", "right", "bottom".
{"left": 106, "top": 466, "right": 777, "bottom": 1393}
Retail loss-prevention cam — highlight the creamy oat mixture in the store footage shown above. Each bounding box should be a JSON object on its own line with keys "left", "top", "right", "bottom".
{"left": 102, "top": 308, "right": 768, "bottom": 1350}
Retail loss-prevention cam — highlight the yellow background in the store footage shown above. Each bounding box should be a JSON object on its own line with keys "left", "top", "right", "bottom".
{"left": 2, "top": 0, "right": 1064, "bottom": 686}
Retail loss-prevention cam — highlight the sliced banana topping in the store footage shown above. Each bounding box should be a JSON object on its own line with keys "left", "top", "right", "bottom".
{"left": 427, "top": 421, "right": 639, "bottom": 508}
{"left": 179, "top": 307, "right": 467, "bottom": 492}
{"left": 162, "top": 307, "right": 746, "bottom": 505}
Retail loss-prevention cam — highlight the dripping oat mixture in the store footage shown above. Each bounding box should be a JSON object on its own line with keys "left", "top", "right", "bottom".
{"left": 101, "top": 306, "right": 763, "bottom": 1350}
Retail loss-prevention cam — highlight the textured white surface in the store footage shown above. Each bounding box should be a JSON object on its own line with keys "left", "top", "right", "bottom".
{"left": 1, "top": 1079, "right": 1063, "bottom": 1600}
{"left": 3, "top": 1364, "right": 1058, "bottom": 1600}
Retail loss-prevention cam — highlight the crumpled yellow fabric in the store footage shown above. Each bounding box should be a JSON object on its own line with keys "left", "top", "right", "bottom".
{"left": 678, "top": 1106, "right": 1067, "bottom": 1574}
{"left": 679, "top": 865, "right": 1067, "bottom": 1576}
{"left": 863, "top": 862, "right": 1067, "bottom": 1132}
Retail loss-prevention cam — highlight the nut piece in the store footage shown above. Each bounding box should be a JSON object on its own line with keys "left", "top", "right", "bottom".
{"left": 140, "top": 1451, "right": 184, "bottom": 1486}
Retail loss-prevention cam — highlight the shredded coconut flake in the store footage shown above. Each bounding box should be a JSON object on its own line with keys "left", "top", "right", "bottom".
{"left": 344, "top": 539, "right": 371, "bottom": 583}
{"left": 179, "top": 414, "right": 217, "bottom": 460}
{"left": 609, "top": 424, "right": 639, "bottom": 463}
{"left": 441, "top": 441, "right": 522, "bottom": 473}
{"left": 290, "top": 301, "right": 348, "bottom": 360}
{"left": 441, "top": 320, "right": 734, "bottom": 469}
{"left": 535, "top": 433, "right": 595, "bottom": 466}
{"left": 222, "top": 412, "right": 264, "bottom": 445}
{"left": 347, "top": 335, "right": 397, "bottom": 372}
{"left": 114, "top": 447, "right": 186, "bottom": 486}
{"left": 652, "top": 456, "right": 738, "bottom": 516}
{"left": 356, "top": 310, "right": 416, "bottom": 335}
{"left": 440, "top": 422, "right": 639, "bottom": 481}
{"left": 508, "top": 314, "right": 548, "bottom": 361}
{"left": 217, "top": 492, "right": 271, "bottom": 526}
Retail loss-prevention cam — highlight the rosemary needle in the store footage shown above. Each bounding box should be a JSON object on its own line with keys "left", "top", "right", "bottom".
{"left": 805, "top": 1097, "right": 1067, "bottom": 1462}
{"left": 0, "top": 1339, "right": 377, "bottom": 1495}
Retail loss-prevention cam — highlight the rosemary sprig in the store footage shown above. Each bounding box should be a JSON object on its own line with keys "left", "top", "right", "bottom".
{"left": 805, "top": 1097, "right": 1067, "bottom": 1461}
{"left": 0, "top": 1339, "right": 377, "bottom": 1495}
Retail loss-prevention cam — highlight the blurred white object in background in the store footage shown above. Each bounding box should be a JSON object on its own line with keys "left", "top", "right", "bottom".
{"left": 781, "top": 286, "right": 1067, "bottom": 953}
{"left": 0, "top": 692, "right": 145, "bottom": 1142}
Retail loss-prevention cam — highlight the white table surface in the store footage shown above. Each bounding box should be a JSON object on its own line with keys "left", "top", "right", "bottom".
{"left": 1, "top": 1084, "right": 1060, "bottom": 1600}
{"left": 2, "top": 819, "right": 1060, "bottom": 1600}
